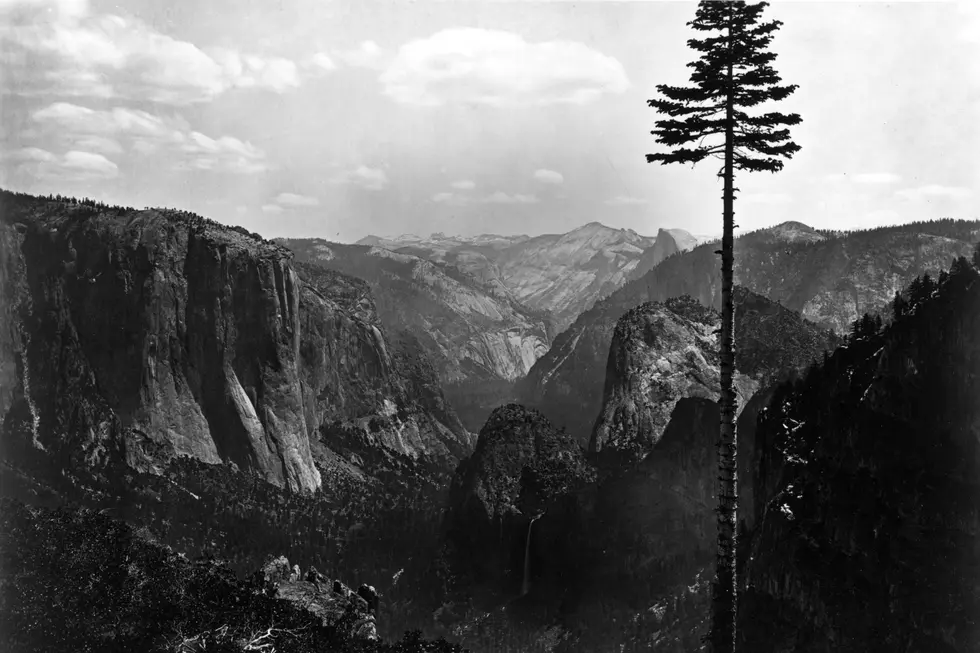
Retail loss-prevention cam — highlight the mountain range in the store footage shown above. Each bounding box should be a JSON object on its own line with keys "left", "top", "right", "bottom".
{"left": 357, "top": 224, "right": 711, "bottom": 332}
{"left": 2, "top": 188, "right": 978, "bottom": 653}
{"left": 519, "top": 218, "right": 979, "bottom": 444}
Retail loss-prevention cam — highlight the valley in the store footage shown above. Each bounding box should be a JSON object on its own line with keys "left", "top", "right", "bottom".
{"left": 1, "top": 188, "right": 978, "bottom": 652}
{"left": 1, "top": 3, "right": 977, "bottom": 650}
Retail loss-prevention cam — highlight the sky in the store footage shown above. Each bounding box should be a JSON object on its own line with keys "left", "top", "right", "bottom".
{"left": 1, "top": 0, "right": 978, "bottom": 242}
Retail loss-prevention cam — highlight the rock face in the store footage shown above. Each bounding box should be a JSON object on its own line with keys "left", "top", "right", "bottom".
{"left": 522, "top": 219, "right": 978, "bottom": 444}
{"left": 590, "top": 297, "right": 760, "bottom": 461}
{"left": 0, "top": 192, "right": 468, "bottom": 493}
{"left": 521, "top": 286, "right": 838, "bottom": 446}
{"left": 629, "top": 228, "right": 682, "bottom": 282}
{"left": 256, "top": 555, "right": 380, "bottom": 641}
{"left": 740, "top": 254, "right": 980, "bottom": 652}
{"left": 281, "top": 238, "right": 551, "bottom": 431}
{"left": 358, "top": 222, "right": 701, "bottom": 333}
{"left": 446, "top": 404, "right": 594, "bottom": 595}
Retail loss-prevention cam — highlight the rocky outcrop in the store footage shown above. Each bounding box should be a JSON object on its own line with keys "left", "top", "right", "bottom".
{"left": 521, "top": 287, "right": 838, "bottom": 446}
{"left": 295, "top": 262, "right": 472, "bottom": 477}
{"left": 357, "top": 223, "right": 702, "bottom": 334}
{"left": 629, "top": 228, "right": 681, "bottom": 282}
{"left": 738, "top": 255, "right": 980, "bottom": 652}
{"left": 255, "top": 555, "right": 380, "bottom": 641}
{"left": 282, "top": 238, "right": 550, "bottom": 431}
{"left": 446, "top": 404, "right": 594, "bottom": 595}
{"left": 590, "top": 297, "right": 760, "bottom": 461}
{"left": 0, "top": 191, "right": 468, "bottom": 494}
{"left": 522, "top": 219, "right": 977, "bottom": 443}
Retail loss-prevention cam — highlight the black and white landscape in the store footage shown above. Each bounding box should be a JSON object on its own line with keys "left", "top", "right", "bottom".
{"left": 1, "top": 1, "right": 978, "bottom": 652}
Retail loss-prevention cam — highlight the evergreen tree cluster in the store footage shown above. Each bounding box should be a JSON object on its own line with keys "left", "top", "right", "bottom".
{"left": 0, "top": 188, "right": 271, "bottom": 246}
{"left": 0, "top": 499, "right": 466, "bottom": 653}
{"left": 740, "top": 245, "right": 980, "bottom": 651}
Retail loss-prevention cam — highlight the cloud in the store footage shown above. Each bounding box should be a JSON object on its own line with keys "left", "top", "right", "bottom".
{"left": 432, "top": 192, "right": 458, "bottom": 204}
{"left": 432, "top": 190, "right": 538, "bottom": 205}
{"left": 380, "top": 27, "right": 629, "bottom": 107}
{"left": 335, "top": 40, "right": 387, "bottom": 69}
{"left": 483, "top": 191, "right": 538, "bottom": 204}
{"left": 450, "top": 179, "right": 475, "bottom": 190}
{"left": 275, "top": 192, "right": 320, "bottom": 207}
{"left": 741, "top": 192, "right": 793, "bottom": 205}
{"left": 261, "top": 204, "right": 284, "bottom": 215}
{"left": 896, "top": 184, "right": 973, "bottom": 201}
{"left": 604, "top": 195, "right": 648, "bottom": 206}
{"left": 306, "top": 52, "right": 337, "bottom": 72}
{"left": 1, "top": 0, "right": 316, "bottom": 104}
{"left": 853, "top": 172, "right": 901, "bottom": 184}
{"left": 332, "top": 165, "right": 389, "bottom": 191}
{"left": 5, "top": 146, "right": 118, "bottom": 181}
{"left": 823, "top": 172, "right": 902, "bottom": 185}
{"left": 30, "top": 101, "right": 268, "bottom": 174}
{"left": 533, "top": 169, "right": 564, "bottom": 185}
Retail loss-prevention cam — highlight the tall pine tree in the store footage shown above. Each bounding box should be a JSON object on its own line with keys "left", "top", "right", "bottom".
{"left": 646, "top": 2, "right": 801, "bottom": 651}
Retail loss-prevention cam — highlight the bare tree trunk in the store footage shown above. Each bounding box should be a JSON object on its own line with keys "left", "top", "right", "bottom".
{"left": 710, "top": 5, "right": 739, "bottom": 652}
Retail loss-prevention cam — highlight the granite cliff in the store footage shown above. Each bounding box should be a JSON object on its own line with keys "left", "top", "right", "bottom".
{"left": 522, "top": 219, "right": 978, "bottom": 443}
{"left": 589, "top": 296, "right": 762, "bottom": 462}
{"left": 0, "top": 191, "right": 468, "bottom": 494}
{"left": 359, "top": 223, "right": 702, "bottom": 333}
{"left": 445, "top": 404, "right": 594, "bottom": 599}
{"left": 281, "top": 238, "right": 551, "bottom": 431}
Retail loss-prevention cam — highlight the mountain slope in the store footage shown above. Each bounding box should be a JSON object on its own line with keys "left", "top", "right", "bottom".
{"left": 590, "top": 297, "right": 763, "bottom": 461}
{"left": 0, "top": 190, "right": 468, "bottom": 494}
{"left": 520, "top": 286, "right": 839, "bottom": 445}
{"left": 280, "top": 238, "right": 551, "bottom": 431}
{"left": 521, "top": 219, "right": 978, "bottom": 443}
{"left": 359, "top": 223, "right": 701, "bottom": 332}
{"left": 740, "top": 252, "right": 980, "bottom": 652}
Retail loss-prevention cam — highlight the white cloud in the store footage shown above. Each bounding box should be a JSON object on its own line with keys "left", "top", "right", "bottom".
{"left": 306, "top": 52, "right": 337, "bottom": 72}
{"left": 72, "top": 134, "right": 122, "bottom": 154}
{"left": 823, "top": 172, "right": 902, "bottom": 185}
{"left": 482, "top": 191, "right": 538, "bottom": 204}
{"left": 1, "top": 0, "right": 313, "bottom": 104}
{"left": 30, "top": 101, "right": 268, "bottom": 174}
{"left": 261, "top": 204, "right": 284, "bottom": 215}
{"left": 5, "top": 146, "right": 118, "bottom": 181}
{"left": 853, "top": 172, "right": 901, "bottom": 184}
{"left": 333, "top": 165, "right": 389, "bottom": 191}
{"left": 432, "top": 192, "right": 458, "bottom": 204}
{"left": 895, "top": 184, "right": 973, "bottom": 201}
{"left": 533, "top": 168, "right": 564, "bottom": 185}
{"left": 380, "top": 27, "right": 630, "bottom": 107}
{"left": 335, "top": 40, "right": 387, "bottom": 69}
{"left": 604, "top": 195, "right": 648, "bottom": 206}
{"left": 741, "top": 192, "right": 793, "bottom": 205}
{"left": 433, "top": 190, "right": 539, "bottom": 205}
{"left": 275, "top": 192, "right": 320, "bottom": 207}
{"left": 450, "top": 179, "right": 475, "bottom": 190}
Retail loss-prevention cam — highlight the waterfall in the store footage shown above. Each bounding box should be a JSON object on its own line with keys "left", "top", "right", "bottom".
{"left": 19, "top": 331, "right": 43, "bottom": 451}
{"left": 520, "top": 514, "right": 541, "bottom": 597}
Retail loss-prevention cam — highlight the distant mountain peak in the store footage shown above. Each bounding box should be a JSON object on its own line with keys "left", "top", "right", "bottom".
{"left": 764, "top": 221, "right": 826, "bottom": 243}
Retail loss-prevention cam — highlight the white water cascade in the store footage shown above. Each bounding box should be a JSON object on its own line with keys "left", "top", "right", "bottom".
{"left": 19, "top": 331, "right": 43, "bottom": 451}
{"left": 520, "top": 514, "right": 541, "bottom": 597}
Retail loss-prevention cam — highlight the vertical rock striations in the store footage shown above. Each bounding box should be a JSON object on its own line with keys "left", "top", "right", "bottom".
{"left": 0, "top": 192, "right": 468, "bottom": 494}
